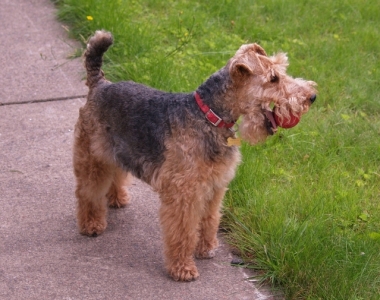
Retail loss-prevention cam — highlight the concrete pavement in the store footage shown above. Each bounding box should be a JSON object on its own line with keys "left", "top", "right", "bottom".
{"left": 0, "top": 1, "right": 278, "bottom": 299}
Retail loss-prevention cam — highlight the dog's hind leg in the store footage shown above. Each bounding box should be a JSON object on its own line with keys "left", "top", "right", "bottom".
{"left": 74, "top": 156, "right": 114, "bottom": 236}
{"left": 73, "top": 114, "right": 114, "bottom": 237}
{"left": 107, "top": 168, "right": 132, "bottom": 208}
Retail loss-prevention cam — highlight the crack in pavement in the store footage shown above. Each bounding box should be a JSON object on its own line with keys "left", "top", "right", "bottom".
{"left": 0, "top": 95, "right": 87, "bottom": 106}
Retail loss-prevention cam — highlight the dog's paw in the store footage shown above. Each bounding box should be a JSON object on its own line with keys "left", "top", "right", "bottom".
{"left": 79, "top": 219, "right": 107, "bottom": 237}
{"left": 107, "top": 188, "right": 130, "bottom": 208}
{"left": 195, "top": 249, "right": 216, "bottom": 259}
{"left": 169, "top": 263, "right": 199, "bottom": 281}
{"left": 108, "top": 194, "right": 129, "bottom": 208}
{"left": 195, "top": 238, "right": 218, "bottom": 259}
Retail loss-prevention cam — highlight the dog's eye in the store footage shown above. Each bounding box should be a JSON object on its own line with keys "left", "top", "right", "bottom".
{"left": 270, "top": 74, "right": 279, "bottom": 83}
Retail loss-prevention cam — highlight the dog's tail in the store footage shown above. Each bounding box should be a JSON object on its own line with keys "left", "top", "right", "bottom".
{"left": 84, "top": 30, "right": 113, "bottom": 87}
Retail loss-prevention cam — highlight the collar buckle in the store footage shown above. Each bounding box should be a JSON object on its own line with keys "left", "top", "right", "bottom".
{"left": 194, "top": 92, "right": 235, "bottom": 129}
{"left": 206, "top": 109, "right": 222, "bottom": 127}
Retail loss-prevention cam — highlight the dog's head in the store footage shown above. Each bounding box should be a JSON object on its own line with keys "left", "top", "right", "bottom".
{"left": 227, "top": 43, "right": 317, "bottom": 144}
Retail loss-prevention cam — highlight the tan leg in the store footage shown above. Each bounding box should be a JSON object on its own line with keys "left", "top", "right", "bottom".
{"left": 159, "top": 189, "right": 204, "bottom": 281}
{"left": 153, "top": 133, "right": 240, "bottom": 281}
{"left": 73, "top": 107, "right": 116, "bottom": 236}
{"left": 74, "top": 155, "right": 114, "bottom": 236}
{"left": 195, "top": 187, "right": 226, "bottom": 259}
{"left": 107, "top": 168, "right": 132, "bottom": 208}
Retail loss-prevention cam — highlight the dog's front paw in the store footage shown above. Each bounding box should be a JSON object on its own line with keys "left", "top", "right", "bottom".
{"left": 79, "top": 218, "right": 107, "bottom": 237}
{"left": 168, "top": 262, "right": 199, "bottom": 281}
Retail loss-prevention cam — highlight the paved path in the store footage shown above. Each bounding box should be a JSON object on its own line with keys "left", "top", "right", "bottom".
{"left": 0, "top": 1, "right": 277, "bottom": 299}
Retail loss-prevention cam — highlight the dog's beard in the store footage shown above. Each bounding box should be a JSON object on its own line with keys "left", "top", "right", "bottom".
{"left": 239, "top": 113, "right": 273, "bottom": 145}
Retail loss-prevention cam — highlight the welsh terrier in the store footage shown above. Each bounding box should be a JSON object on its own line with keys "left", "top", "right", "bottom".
{"left": 73, "top": 30, "right": 317, "bottom": 281}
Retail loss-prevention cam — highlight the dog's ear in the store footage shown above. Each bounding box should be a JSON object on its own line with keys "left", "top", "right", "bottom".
{"left": 251, "top": 43, "right": 267, "bottom": 56}
{"left": 236, "top": 43, "right": 267, "bottom": 57}
{"left": 230, "top": 43, "right": 267, "bottom": 81}
{"left": 230, "top": 62, "right": 253, "bottom": 81}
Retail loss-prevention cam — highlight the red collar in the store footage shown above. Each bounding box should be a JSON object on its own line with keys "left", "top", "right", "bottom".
{"left": 194, "top": 92, "right": 235, "bottom": 129}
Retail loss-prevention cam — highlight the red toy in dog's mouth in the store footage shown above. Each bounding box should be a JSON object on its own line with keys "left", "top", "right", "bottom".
{"left": 264, "top": 107, "right": 301, "bottom": 132}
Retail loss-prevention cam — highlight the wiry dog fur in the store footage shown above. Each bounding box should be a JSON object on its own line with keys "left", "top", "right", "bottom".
{"left": 73, "top": 30, "right": 317, "bottom": 281}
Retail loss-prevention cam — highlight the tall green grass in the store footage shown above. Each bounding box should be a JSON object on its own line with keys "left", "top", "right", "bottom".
{"left": 54, "top": 0, "right": 380, "bottom": 298}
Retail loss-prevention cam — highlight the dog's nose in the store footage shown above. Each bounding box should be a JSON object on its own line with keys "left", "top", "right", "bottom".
{"left": 310, "top": 94, "right": 317, "bottom": 104}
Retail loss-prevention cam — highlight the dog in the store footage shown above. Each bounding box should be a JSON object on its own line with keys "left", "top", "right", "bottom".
{"left": 73, "top": 30, "right": 317, "bottom": 281}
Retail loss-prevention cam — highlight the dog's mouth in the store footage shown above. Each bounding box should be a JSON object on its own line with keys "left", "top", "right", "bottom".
{"left": 264, "top": 109, "right": 277, "bottom": 135}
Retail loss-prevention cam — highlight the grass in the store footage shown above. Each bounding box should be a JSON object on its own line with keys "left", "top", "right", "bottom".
{"left": 54, "top": 0, "right": 380, "bottom": 298}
